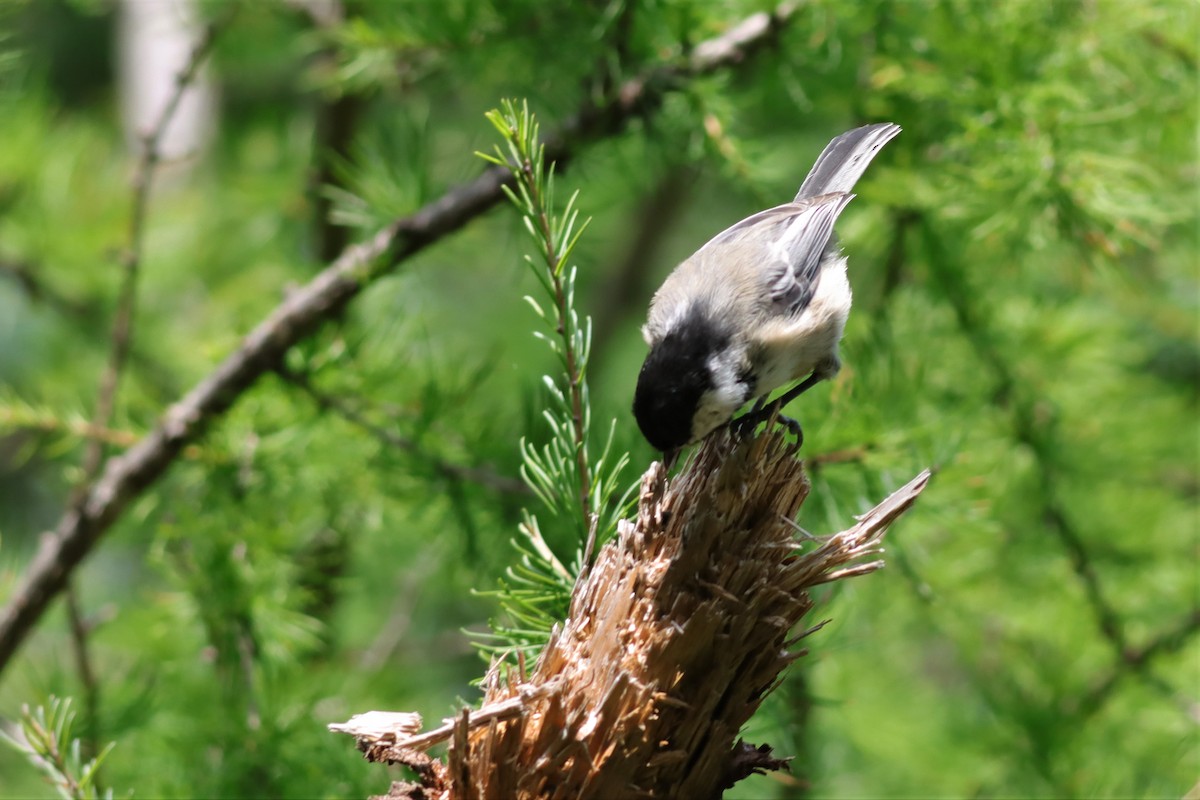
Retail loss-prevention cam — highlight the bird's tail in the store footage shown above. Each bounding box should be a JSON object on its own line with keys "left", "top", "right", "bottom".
{"left": 795, "top": 123, "right": 901, "bottom": 201}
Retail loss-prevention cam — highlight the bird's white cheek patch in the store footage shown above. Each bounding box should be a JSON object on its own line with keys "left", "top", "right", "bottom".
{"left": 706, "top": 353, "right": 748, "bottom": 409}
{"left": 691, "top": 398, "right": 732, "bottom": 442}
{"left": 692, "top": 353, "right": 750, "bottom": 441}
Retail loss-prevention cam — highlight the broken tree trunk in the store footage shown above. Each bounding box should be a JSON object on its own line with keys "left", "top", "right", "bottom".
{"left": 331, "top": 429, "right": 931, "bottom": 799}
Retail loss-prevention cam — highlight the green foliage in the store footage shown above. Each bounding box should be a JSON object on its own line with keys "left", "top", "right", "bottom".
{"left": 0, "top": 697, "right": 114, "bottom": 800}
{"left": 0, "top": 1, "right": 1196, "bottom": 798}
{"left": 473, "top": 101, "right": 636, "bottom": 663}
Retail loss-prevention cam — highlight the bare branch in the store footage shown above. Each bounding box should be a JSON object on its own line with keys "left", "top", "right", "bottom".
{"left": 331, "top": 680, "right": 565, "bottom": 757}
{"left": 300, "top": 0, "right": 364, "bottom": 262}
{"left": 0, "top": 1, "right": 802, "bottom": 676}
{"left": 63, "top": 588, "right": 101, "bottom": 774}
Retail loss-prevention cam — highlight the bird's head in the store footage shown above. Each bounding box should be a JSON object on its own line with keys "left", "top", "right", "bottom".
{"left": 633, "top": 310, "right": 753, "bottom": 456}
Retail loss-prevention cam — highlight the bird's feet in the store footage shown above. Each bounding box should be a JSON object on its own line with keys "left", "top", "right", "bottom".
{"left": 731, "top": 403, "right": 805, "bottom": 450}
{"left": 777, "top": 413, "right": 805, "bottom": 452}
{"left": 731, "top": 369, "right": 830, "bottom": 448}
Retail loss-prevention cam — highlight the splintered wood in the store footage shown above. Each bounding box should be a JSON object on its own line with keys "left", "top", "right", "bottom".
{"left": 332, "top": 430, "right": 930, "bottom": 800}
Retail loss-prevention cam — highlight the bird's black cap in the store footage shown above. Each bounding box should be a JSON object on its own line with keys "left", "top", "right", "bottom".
{"left": 633, "top": 310, "right": 731, "bottom": 453}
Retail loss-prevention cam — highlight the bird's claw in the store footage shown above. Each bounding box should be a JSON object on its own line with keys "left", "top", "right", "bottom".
{"left": 731, "top": 405, "right": 805, "bottom": 451}
{"left": 778, "top": 414, "right": 805, "bottom": 452}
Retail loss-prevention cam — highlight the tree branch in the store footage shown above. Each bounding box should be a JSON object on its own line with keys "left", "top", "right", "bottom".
{"left": 54, "top": 14, "right": 226, "bottom": 759}
{"left": 919, "top": 215, "right": 1131, "bottom": 655}
{"left": 1070, "top": 608, "right": 1200, "bottom": 719}
{"left": 0, "top": 405, "right": 141, "bottom": 449}
{"left": 276, "top": 365, "right": 529, "bottom": 496}
{"left": 517, "top": 139, "right": 595, "bottom": 539}
{"left": 79, "top": 12, "right": 227, "bottom": 492}
{"left": 0, "top": 258, "right": 91, "bottom": 318}
{"left": 0, "top": 2, "right": 803, "bottom": 677}
{"left": 63, "top": 588, "right": 101, "bottom": 773}
{"left": 299, "top": 0, "right": 365, "bottom": 262}
{"left": 486, "top": 102, "right": 599, "bottom": 561}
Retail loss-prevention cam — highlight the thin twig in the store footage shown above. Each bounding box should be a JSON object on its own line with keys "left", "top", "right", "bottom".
{"left": 0, "top": 407, "right": 140, "bottom": 449}
{"left": 0, "top": 2, "right": 802, "bottom": 677}
{"left": 277, "top": 365, "right": 529, "bottom": 496}
{"left": 301, "top": 0, "right": 363, "bottom": 262}
{"left": 0, "top": 258, "right": 90, "bottom": 317}
{"left": 63, "top": 589, "right": 100, "bottom": 769}
{"left": 603, "top": 0, "right": 638, "bottom": 91}
{"left": 55, "top": 15, "right": 227, "bottom": 777}
{"left": 330, "top": 679, "right": 564, "bottom": 754}
{"left": 920, "top": 216, "right": 1131, "bottom": 650}
{"left": 80, "top": 13, "right": 227, "bottom": 493}
{"left": 23, "top": 703, "right": 86, "bottom": 798}
{"left": 1071, "top": 608, "right": 1200, "bottom": 719}
{"left": 236, "top": 629, "right": 261, "bottom": 732}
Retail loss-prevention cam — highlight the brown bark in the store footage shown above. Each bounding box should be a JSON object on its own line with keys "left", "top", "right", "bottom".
{"left": 333, "top": 429, "right": 930, "bottom": 799}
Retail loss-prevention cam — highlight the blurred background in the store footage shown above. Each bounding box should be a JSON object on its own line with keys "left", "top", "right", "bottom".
{"left": 0, "top": 0, "right": 1196, "bottom": 797}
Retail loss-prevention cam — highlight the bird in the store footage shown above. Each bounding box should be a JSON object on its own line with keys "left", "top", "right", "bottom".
{"left": 632, "top": 122, "right": 901, "bottom": 459}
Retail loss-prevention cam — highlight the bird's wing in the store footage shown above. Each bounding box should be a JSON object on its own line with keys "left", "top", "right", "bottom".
{"left": 701, "top": 192, "right": 854, "bottom": 317}
{"left": 659, "top": 124, "right": 899, "bottom": 325}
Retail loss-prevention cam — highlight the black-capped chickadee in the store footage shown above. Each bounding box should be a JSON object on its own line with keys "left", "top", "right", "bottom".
{"left": 633, "top": 123, "right": 901, "bottom": 456}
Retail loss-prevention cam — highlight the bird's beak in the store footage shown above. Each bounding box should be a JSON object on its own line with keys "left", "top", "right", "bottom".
{"left": 662, "top": 448, "right": 680, "bottom": 471}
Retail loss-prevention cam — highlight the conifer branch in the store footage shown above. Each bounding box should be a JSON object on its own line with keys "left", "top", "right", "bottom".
{"left": 0, "top": 697, "right": 116, "bottom": 800}
{"left": 0, "top": 403, "right": 141, "bottom": 449}
{"left": 0, "top": 1, "right": 801, "bottom": 677}
{"left": 919, "top": 216, "right": 1132, "bottom": 652}
{"left": 480, "top": 101, "right": 598, "bottom": 560}
{"left": 471, "top": 101, "right": 633, "bottom": 665}
{"left": 1070, "top": 608, "right": 1200, "bottom": 719}
{"left": 64, "top": 589, "right": 101, "bottom": 771}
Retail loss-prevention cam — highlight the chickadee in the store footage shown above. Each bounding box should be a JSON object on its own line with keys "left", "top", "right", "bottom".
{"left": 633, "top": 122, "right": 901, "bottom": 456}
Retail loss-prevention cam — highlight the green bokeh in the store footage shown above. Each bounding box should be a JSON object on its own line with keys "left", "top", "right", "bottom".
{"left": 0, "top": 0, "right": 1196, "bottom": 797}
